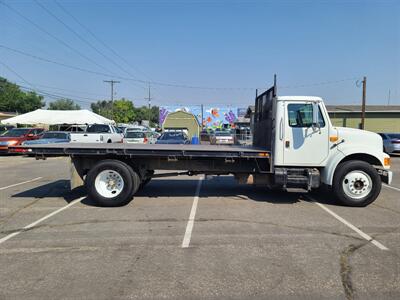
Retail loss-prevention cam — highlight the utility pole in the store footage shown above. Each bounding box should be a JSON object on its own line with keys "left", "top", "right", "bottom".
{"left": 388, "top": 89, "right": 391, "bottom": 106}
{"left": 201, "top": 104, "right": 204, "bottom": 130}
{"left": 144, "top": 83, "right": 152, "bottom": 123}
{"left": 360, "top": 76, "right": 367, "bottom": 130}
{"left": 103, "top": 80, "right": 120, "bottom": 119}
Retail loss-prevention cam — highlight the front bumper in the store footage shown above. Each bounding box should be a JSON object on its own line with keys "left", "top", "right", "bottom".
{"left": 377, "top": 169, "right": 393, "bottom": 185}
{"left": 0, "top": 146, "right": 9, "bottom": 153}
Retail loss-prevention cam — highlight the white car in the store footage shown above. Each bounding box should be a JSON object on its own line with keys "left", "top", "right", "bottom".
{"left": 70, "top": 124, "right": 123, "bottom": 143}
{"left": 123, "top": 131, "right": 148, "bottom": 144}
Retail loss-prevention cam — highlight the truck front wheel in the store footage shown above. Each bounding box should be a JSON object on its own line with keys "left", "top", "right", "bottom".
{"left": 332, "top": 160, "right": 381, "bottom": 207}
{"left": 86, "top": 160, "right": 139, "bottom": 207}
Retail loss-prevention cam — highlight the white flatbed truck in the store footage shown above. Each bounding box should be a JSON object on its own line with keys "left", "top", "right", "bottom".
{"left": 17, "top": 77, "right": 392, "bottom": 207}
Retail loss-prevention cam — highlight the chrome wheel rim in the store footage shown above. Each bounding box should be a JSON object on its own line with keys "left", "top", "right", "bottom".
{"left": 342, "top": 170, "right": 372, "bottom": 199}
{"left": 94, "top": 170, "right": 124, "bottom": 198}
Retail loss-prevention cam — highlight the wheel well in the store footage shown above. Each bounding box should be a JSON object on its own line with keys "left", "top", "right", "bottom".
{"left": 339, "top": 153, "right": 382, "bottom": 167}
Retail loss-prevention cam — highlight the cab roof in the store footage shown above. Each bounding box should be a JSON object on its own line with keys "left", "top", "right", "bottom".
{"left": 277, "top": 96, "right": 323, "bottom": 102}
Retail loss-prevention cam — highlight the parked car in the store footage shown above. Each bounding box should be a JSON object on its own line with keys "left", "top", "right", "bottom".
{"left": 379, "top": 133, "right": 400, "bottom": 154}
{"left": 200, "top": 128, "right": 214, "bottom": 142}
{"left": 155, "top": 132, "right": 190, "bottom": 144}
{"left": 123, "top": 131, "right": 148, "bottom": 144}
{"left": 147, "top": 131, "right": 160, "bottom": 144}
{"left": 210, "top": 130, "right": 235, "bottom": 145}
{"left": 0, "top": 125, "right": 15, "bottom": 136}
{"left": 70, "top": 124, "right": 123, "bottom": 143}
{"left": 0, "top": 128, "right": 44, "bottom": 153}
{"left": 23, "top": 131, "right": 70, "bottom": 145}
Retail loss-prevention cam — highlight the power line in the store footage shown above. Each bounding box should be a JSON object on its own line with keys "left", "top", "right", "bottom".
{"left": 0, "top": 0, "right": 119, "bottom": 76}
{"left": 0, "top": 62, "right": 96, "bottom": 104}
{"left": 54, "top": 0, "right": 152, "bottom": 82}
{"left": 0, "top": 45, "right": 360, "bottom": 92}
{"left": 14, "top": 81, "right": 109, "bottom": 98}
{"left": 0, "top": 60, "right": 37, "bottom": 90}
{"left": 33, "top": 0, "right": 146, "bottom": 91}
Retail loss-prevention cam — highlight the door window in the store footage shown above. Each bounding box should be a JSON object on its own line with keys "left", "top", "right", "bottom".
{"left": 288, "top": 103, "right": 325, "bottom": 128}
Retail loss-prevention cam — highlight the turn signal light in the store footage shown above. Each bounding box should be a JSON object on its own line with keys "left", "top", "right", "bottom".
{"left": 329, "top": 136, "right": 339, "bottom": 142}
{"left": 384, "top": 157, "right": 390, "bottom": 166}
{"left": 259, "top": 152, "right": 269, "bottom": 157}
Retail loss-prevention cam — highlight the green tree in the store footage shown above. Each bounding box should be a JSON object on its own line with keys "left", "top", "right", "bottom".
{"left": 90, "top": 98, "right": 158, "bottom": 125}
{"left": 48, "top": 98, "right": 81, "bottom": 110}
{"left": 113, "top": 99, "right": 136, "bottom": 123}
{"left": 0, "top": 77, "right": 45, "bottom": 113}
{"left": 91, "top": 100, "right": 113, "bottom": 120}
{"left": 132, "top": 105, "right": 159, "bottom": 126}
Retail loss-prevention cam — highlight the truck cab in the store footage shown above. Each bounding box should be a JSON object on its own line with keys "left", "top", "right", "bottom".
{"left": 255, "top": 88, "right": 392, "bottom": 206}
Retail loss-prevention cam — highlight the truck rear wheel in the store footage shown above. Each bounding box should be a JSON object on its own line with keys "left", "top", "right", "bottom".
{"left": 332, "top": 160, "right": 381, "bottom": 207}
{"left": 86, "top": 160, "right": 139, "bottom": 207}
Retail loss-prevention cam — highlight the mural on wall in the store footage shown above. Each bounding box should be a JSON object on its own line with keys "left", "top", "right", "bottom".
{"left": 159, "top": 106, "right": 245, "bottom": 129}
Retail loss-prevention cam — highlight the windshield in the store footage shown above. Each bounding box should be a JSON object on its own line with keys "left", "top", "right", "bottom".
{"left": 388, "top": 134, "right": 400, "bottom": 139}
{"left": 125, "top": 132, "right": 145, "bottom": 138}
{"left": 159, "top": 132, "right": 185, "bottom": 140}
{"left": 2, "top": 129, "right": 30, "bottom": 137}
{"left": 42, "top": 132, "right": 69, "bottom": 139}
{"left": 86, "top": 124, "right": 110, "bottom": 133}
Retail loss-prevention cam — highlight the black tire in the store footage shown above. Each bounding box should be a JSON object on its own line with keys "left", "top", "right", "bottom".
{"left": 332, "top": 160, "right": 381, "bottom": 207}
{"left": 86, "top": 160, "right": 139, "bottom": 207}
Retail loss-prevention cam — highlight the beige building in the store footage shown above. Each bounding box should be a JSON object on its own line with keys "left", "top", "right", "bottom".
{"left": 327, "top": 105, "right": 400, "bottom": 133}
{"left": 162, "top": 110, "right": 201, "bottom": 139}
{"left": 246, "top": 105, "right": 400, "bottom": 134}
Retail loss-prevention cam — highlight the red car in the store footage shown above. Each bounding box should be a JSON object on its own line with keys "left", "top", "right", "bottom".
{"left": 0, "top": 128, "right": 44, "bottom": 154}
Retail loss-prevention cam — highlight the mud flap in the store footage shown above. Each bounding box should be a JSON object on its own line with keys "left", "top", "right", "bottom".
{"left": 377, "top": 169, "right": 393, "bottom": 185}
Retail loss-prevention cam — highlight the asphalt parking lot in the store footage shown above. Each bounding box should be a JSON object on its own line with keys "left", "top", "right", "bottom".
{"left": 0, "top": 156, "right": 399, "bottom": 299}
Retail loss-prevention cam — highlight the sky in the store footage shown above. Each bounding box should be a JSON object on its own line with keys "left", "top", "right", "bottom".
{"left": 0, "top": 0, "right": 399, "bottom": 109}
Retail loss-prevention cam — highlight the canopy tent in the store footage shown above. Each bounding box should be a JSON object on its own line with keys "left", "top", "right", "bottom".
{"left": 0, "top": 109, "right": 114, "bottom": 125}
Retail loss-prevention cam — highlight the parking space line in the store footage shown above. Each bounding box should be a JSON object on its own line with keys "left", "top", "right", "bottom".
{"left": 0, "top": 177, "right": 43, "bottom": 191}
{"left": 383, "top": 184, "right": 400, "bottom": 192}
{"left": 181, "top": 176, "right": 204, "bottom": 248}
{"left": 309, "top": 198, "right": 388, "bottom": 250}
{"left": 0, "top": 196, "right": 85, "bottom": 245}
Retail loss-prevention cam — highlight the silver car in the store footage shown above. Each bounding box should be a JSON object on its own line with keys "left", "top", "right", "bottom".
{"left": 378, "top": 133, "right": 398, "bottom": 154}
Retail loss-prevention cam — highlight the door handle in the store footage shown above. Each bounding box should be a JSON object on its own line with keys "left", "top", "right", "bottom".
{"left": 279, "top": 118, "right": 283, "bottom": 140}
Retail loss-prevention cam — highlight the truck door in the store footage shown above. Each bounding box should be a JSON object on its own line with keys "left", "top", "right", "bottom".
{"left": 283, "top": 102, "right": 329, "bottom": 166}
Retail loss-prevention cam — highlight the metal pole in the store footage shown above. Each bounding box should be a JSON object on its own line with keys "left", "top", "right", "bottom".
{"left": 148, "top": 84, "right": 151, "bottom": 123}
{"left": 201, "top": 104, "right": 204, "bottom": 130}
{"left": 361, "top": 76, "right": 366, "bottom": 130}
{"left": 104, "top": 80, "right": 120, "bottom": 120}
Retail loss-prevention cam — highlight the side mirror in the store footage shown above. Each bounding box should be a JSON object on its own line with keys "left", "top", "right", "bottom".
{"left": 312, "top": 102, "right": 320, "bottom": 130}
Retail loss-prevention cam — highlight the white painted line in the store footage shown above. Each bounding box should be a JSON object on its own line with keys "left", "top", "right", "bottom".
{"left": 181, "top": 176, "right": 204, "bottom": 248}
{"left": 0, "top": 196, "right": 85, "bottom": 245}
{"left": 383, "top": 184, "right": 400, "bottom": 192}
{"left": 0, "top": 177, "right": 43, "bottom": 191}
{"left": 311, "top": 200, "right": 388, "bottom": 250}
